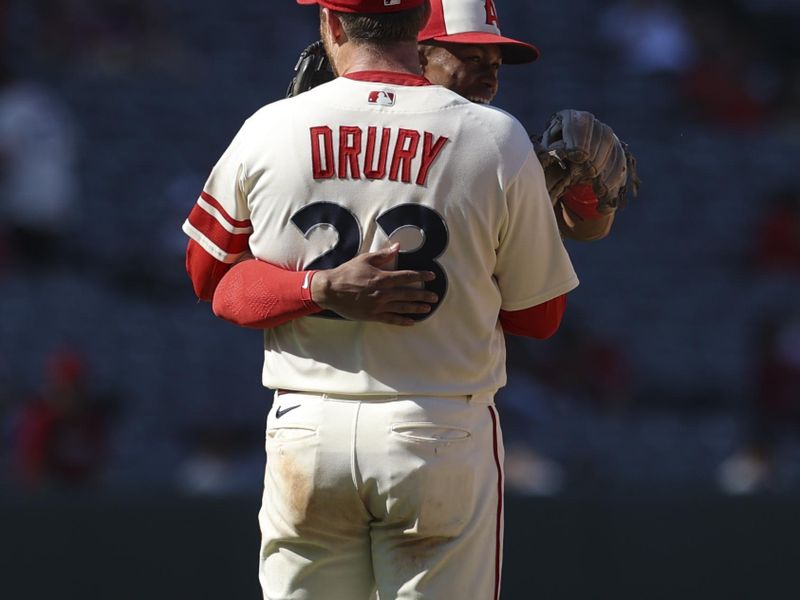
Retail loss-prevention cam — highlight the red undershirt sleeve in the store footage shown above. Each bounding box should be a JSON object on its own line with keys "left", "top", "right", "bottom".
{"left": 185, "top": 239, "right": 234, "bottom": 302}
{"left": 499, "top": 294, "right": 567, "bottom": 339}
{"left": 212, "top": 258, "right": 321, "bottom": 329}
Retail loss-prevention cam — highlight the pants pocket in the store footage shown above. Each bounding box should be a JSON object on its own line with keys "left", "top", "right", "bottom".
{"left": 388, "top": 422, "right": 476, "bottom": 538}
{"left": 267, "top": 425, "right": 318, "bottom": 443}
{"left": 390, "top": 423, "right": 471, "bottom": 443}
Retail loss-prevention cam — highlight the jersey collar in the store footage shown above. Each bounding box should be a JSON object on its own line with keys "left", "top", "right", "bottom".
{"left": 343, "top": 71, "right": 431, "bottom": 86}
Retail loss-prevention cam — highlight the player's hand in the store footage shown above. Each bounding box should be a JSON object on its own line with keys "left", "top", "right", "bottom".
{"left": 555, "top": 183, "right": 615, "bottom": 242}
{"left": 310, "top": 244, "right": 438, "bottom": 326}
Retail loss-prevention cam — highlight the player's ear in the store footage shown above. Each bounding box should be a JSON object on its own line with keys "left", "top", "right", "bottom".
{"left": 322, "top": 8, "right": 348, "bottom": 45}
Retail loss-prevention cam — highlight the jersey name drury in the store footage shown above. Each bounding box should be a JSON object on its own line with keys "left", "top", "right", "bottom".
{"left": 309, "top": 125, "right": 449, "bottom": 186}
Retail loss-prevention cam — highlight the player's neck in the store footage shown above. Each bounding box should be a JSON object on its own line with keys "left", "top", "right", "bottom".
{"left": 334, "top": 42, "right": 423, "bottom": 77}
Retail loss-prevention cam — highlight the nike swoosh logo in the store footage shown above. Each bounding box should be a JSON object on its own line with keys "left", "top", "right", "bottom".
{"left": 276, "top": 404, "right": 301, "bottom": 419}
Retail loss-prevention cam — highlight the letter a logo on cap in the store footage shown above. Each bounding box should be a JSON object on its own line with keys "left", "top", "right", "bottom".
{"left": 385, "top": 0, "right": 401, "bottom": 6}
{"left": 485, "top": 0, "right": 499, "bottom": 26}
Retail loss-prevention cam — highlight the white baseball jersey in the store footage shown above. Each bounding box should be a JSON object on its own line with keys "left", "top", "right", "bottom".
{"left": 183, "top": 73, "right": 578, "bottom": 397}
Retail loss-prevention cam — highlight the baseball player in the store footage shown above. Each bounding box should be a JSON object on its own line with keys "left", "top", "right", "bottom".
{"left": 203, "top": 0, "right": 638, "bottom": 323}
{"left": 417, "top": 0, "right": 634, "bottom": 241}
{"left": 183, "top": 0, "right": 578, "bottom": 598}
{"left": 286, "top": 0, "right": 639, "bottom": 244}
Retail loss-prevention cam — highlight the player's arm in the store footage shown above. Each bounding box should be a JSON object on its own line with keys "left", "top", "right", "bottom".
{"left": 185, "top": 239, "right": 237, "bottom": 301}
{"left": 494, "top": 148, "right": 579, "bottom": 336}
{"left": 211, "top": 258, "right": 320, "bottom": 328}
{"left": 183, "top": 193, "right": 253, "bottom": 302}
{"left": 499, "top": 294, "right": 566, "bottom": 339}
{"left": 211, "top": 244, "right": 438, "bottom": 329}
{"left": 182, "top": 123, "right": 256, "bottom": 301}
{"left": 532, "top": 110, "right": 639, "bottom": 242}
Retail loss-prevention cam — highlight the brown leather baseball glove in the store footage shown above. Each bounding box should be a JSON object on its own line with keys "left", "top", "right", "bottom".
{"left": 532, "top": 110, "right": 640, "bottom": 213}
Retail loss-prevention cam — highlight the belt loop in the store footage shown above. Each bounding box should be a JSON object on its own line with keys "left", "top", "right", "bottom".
{"left": 468, "top": 392, "right": 494, "bottom": 405}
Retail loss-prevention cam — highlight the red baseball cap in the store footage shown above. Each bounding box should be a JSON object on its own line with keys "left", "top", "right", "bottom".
{"left": 419, "top": 0, "right": 539, "bottom": 64}
{"left": 297, "top": 0, "right": 425, "bottom": 14}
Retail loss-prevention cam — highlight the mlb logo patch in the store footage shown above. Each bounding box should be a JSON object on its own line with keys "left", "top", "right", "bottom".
{"left": 384, "top": 0, "right": 401, "bottom": 6}
{"left": 368, "top": 90, "right": 396, "bottom": 106}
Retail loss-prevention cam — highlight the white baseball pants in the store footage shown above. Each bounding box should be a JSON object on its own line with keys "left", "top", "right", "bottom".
{"left": 258, "top": 391, "right": 505, "bottom": 600}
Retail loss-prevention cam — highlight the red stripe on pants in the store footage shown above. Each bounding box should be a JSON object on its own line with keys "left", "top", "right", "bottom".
{"left": 488, "top": 406, "right": 503, "bottom": 600}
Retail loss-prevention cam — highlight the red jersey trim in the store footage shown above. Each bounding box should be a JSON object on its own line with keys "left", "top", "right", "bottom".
{"left": 343, "top": 71, "right": 431, "bottom": 86}
{"left": 200, "top": 191, "right": 252, "bottom": 228}
{"left": 488, "top": 406, "right": 504, "bottom": 600}
{"left": 187, "top": 203, "right": 251, "bottom": 256}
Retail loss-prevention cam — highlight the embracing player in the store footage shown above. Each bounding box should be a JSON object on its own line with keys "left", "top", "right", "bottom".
{"left": 183, "top": 0, "right": 578, "bottom": 597}
{"left": 288, "top": 0, "right": 639, "bottom": 244}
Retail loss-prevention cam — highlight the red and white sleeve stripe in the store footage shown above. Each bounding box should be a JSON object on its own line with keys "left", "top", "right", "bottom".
{"left": 182, "top": 191, "right": 253, "bottom": 264}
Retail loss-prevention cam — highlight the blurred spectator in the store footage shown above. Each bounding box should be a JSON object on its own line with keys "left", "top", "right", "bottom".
{"left": 680, "top": 5, "right": 782, "bottom": 128}
{"left": 598, "top": 0, "right": 696, "bottom": 75}
{"left": 717, "top": 314, "right": 800, "bottom": 494}
{"left": 753, "top": 188, "right": 800, "bottom": 275}
{"left": 12, "top": 349, "right": 115, "bottom": 490}
{"left": 0, "top": 59, "right": 79, "bottom": 270}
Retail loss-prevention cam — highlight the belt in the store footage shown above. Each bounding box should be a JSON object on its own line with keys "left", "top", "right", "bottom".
{"left": 276, "top": 389, "right": 402, "bottom": 400}
{"left": 276, "top": 389, "right": 493, "bottom": 404}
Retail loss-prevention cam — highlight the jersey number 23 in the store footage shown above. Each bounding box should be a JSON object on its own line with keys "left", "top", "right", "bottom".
{"left": 291, "top": 201, "right": 448, "bottom": 321}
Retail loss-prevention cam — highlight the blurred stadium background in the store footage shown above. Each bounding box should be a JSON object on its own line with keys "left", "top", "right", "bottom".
{"left": 1, "top": 0, "right": 799, "bottom": 598}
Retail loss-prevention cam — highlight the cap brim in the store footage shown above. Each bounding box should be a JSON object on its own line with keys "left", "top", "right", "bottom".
{"left": 425, "top": 32, "right": 539, "bottom": 64}
{"left": 296, "top": 0, "right": 425, "bottom": 12}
